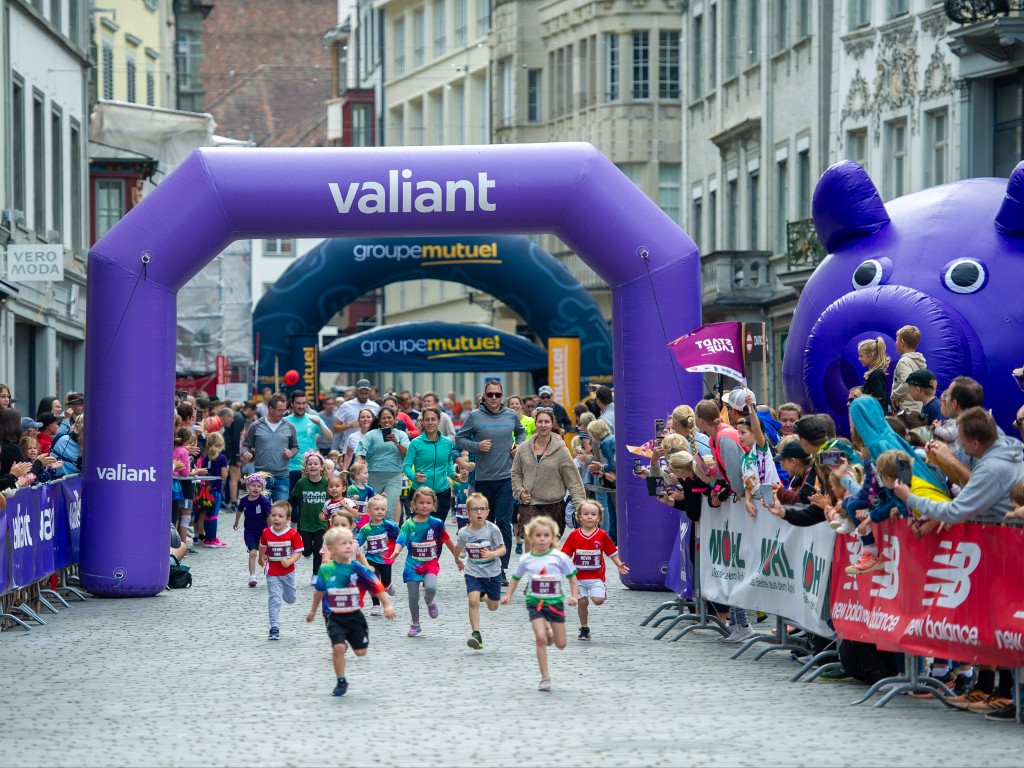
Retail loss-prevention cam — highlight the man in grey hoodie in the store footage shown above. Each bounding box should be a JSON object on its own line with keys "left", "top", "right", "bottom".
{"left": 456, "top": 379, "right": 525, "bottom": 583}
{"left": 241, "top": 392, "right": 299, "bottom": 504}
{"left": 895, "top": 407, "right": 1024, "bottom": 522}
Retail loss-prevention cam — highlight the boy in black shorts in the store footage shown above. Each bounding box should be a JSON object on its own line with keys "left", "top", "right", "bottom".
{"left": 454, "top": 492, "right": 506, "bottom": 650}
{"left": 306, "top": 528, "right": 394, "bottom": 696}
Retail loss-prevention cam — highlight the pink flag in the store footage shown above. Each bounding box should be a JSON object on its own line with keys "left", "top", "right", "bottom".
{"left": 667, "top": 321, "right": 746, "bottom": 383}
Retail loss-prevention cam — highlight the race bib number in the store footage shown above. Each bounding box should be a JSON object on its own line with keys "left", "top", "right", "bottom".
{"left": 455, "top": 504, "right": 467, "bottom": 519}
{"left": 365, "top": 533, "right": 389, "bottom": 555}
{"left": 351, "top": 499, "right": 367, "bottom": 516}
{"left": 266, "top": 542, "right": 291, "bottom": 561}
{"left": 401, "top": 476, "right": 411, "bottom": 490}
{"left": 410, "top": 540, "right": 437, "bottom": 560}
{"left": 573, "top": 549, "right": 602, "bottom": 571}
{"left": 465, "top": 542, "right": 490, "bottom": 562}
{"left": 530, "top": 575, "right": 561, "bottom": 597}
{"left": 327, "top": 587, "right": 360, "bottom": 613}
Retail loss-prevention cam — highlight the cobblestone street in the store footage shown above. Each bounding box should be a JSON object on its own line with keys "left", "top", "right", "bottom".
{"left": 1, "top": 521, "right": 1019, "bottom": 767}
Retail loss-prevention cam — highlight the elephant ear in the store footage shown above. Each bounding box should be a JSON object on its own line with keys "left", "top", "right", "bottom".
{"left": 812, "top": 160, "right": 891, "bottom": 252}
{"left": 995, "top": 161, "right": 1024, "bottom": 236}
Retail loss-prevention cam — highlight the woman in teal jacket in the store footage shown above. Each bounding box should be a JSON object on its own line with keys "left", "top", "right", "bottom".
{"left": 404, "top": 406, "right": 457, "bottom": 521}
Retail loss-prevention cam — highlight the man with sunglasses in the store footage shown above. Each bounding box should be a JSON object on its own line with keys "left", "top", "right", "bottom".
{"left": 456, "top": 379, "right": 526, "bottom": 586}
{"left": 536, "top": 385, "right": 572, "bottom": 432}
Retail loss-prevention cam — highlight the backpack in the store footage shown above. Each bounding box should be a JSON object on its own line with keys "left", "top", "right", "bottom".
{"left": 168, "top": 555, "right": 192, "bottom": 589}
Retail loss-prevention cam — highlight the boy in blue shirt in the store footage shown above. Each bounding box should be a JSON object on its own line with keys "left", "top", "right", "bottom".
{"left": 306, "top": 527, "right": 394, "bottom": 697}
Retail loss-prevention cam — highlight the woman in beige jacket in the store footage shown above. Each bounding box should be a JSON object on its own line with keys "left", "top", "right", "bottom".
{"left": 511, "top": 407, "right": 587, "bottom": 537}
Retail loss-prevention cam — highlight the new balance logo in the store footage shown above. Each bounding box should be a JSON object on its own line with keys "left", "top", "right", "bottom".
{"left": 922, "top": 541, "right": 980, "bottom": 609}
{"left": 868, "top": 535, "right": 899, "bottom": 600}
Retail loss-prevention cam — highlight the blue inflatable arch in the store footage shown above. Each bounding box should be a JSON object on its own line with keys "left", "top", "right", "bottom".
{"left": 319, "top": 322, "right": 548, "bottom": 373}
{"left": 84, "top": 143, "right": 701, "bottom": 596}
{"left": 254, "top": 235, "right": 613, "bottom": 379}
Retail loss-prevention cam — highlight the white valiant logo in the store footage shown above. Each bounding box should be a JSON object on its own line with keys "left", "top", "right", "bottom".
{"left": 922, "top": 541, "right": 980, "bottom": 609}
{"left": 96, "top": 464, "right": 157, "bottom": 482}
{"left": 329, "top": 170, "right": 497, "bottom": 214}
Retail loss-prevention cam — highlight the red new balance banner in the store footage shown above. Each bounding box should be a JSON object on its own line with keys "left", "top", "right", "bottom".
{"left": 831, "top": 519, "right": 1024, "bottom": 667}
{"left": 667, "top": 321, "right": 745, "bottom": 384}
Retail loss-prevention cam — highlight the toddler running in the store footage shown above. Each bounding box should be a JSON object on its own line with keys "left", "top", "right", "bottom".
{"left": 258, "top": 501, "right": 304, "bottom": 640}
{"left": 290, "top": 450, "right": 329, "bottom": 586}
{"left": 234, "top": 472, "right": 272, "bottom": 587}
{"left": 355, "top": 496, "right": 400, "bottom": 615}
{"left": 560, "top": 500, "right": 628, "bottom": 641}
{"left": 454, "top": 492, "right": 506, "bottom": 650}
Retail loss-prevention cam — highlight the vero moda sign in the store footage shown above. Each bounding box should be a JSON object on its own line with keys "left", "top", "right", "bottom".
{"left": 667, "top": 321, "right": 745, "bottom": 384}
{"left": 831, "top": 519, "right": 1024, "bottom": 666}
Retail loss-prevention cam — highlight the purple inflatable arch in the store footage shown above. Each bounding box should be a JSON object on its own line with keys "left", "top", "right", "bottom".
{"left": 84, "top": 143, "right": 702, "bottom": 596}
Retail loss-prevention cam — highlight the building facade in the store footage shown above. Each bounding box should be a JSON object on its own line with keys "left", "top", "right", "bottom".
{"left": 4, "top": 0, "right": 90, "bottom": 410}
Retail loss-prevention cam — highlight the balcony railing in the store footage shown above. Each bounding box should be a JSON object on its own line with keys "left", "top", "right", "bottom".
{"left": 945, "top": 0, "right": 1023, "bottom": 24}
{"left": 786, "top": 218, "right": 826, "bottom": 270}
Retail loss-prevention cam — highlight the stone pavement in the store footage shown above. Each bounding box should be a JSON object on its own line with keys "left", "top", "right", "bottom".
{"left": 1, "top": 520, "right": 1019, "bottom": 767}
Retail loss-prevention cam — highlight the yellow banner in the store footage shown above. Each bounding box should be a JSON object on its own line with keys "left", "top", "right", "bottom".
{"left": 548, "top": 337, "right": 580, "bottom": 415}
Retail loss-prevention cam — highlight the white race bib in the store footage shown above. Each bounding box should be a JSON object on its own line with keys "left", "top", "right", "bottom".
{"left": 266, "top": 542, "right": 291, "bottom": 561}
{"left": 530, "top": 575, "right": 561, "bottom": 597}
{"left": 327, "top": 587, "right": 360, "bottom": 614}
{"left": 455, "top": 504, "right": 468, "bottom": 519}
{"left": 365, "top": 532, "right": 389, "bottom": 555}
{"left": 410, "top": 540, "right": 438, "bottom": 560}
{"left": 573, "top": 549, "right": 602, "bottom": 571}
{"left": 465, "top": 541, "right": 490, "bottom": 563}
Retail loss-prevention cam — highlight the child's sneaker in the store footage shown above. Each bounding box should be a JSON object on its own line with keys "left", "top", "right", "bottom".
{"left": 578, "top": 626, "right": 591, "bottom": 641}
{"left": 467, "top": 631, "right": 483, "bottom": 650}
{"left": 309, "top": 574, "right": 318, "bottom": 587}
{"left": 332, "top": 678, "right": 348, "bottom": 697}
{"left": 515, "top": 542, "right": 524, "bottom": 554}
{"left": 386, "top": 583, "right": 396, "bottom": 596}
{"left": 538, "top": 677, "right": 552, "bottom": 692}
{"left": 427, "top": 602, "right": 439, "bottom": 619}
{"left": 833, "top": 519, "right": 855, "bottom": 534}
{"left": 268, "top": 627, "right": 280, "bottom": 641}
{"left": 407, "top": 624, "right": 422, "bottom": 637}
{"left": 248, "top": 575, "right": 258, "bottom": 588}
{"left": 202, "top": 540, "right": 217, "bottom": 548}
{"left": 210, "top": 538, "right": 228, "bottom": 548}
{"left": 370, "top": 604, "right": 382, "bottom": 616}
{"left": 845, "top": 552, "right": 885, "bottom": 574}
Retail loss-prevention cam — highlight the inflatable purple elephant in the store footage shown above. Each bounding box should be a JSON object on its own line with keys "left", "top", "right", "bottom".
{"left": 782, "top": 160, "right": 1024, "bottom": 435}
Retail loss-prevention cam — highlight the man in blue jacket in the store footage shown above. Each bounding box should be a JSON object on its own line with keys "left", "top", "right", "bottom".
{"left": 456, "top": 379, "right": 525, "bottom": 585}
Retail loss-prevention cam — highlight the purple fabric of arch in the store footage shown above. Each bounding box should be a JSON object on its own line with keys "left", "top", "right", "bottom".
{"left": 83, "top": 143, "right": 702, "bottom": 596}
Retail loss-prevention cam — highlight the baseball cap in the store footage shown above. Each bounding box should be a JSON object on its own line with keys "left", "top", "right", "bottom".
{"left": 38, "top": 413, "right": 58, "bottom": 428}
{"left": 538, "top": 385, "right": 554, "bottom": 396}
{"left": 66, "top": 392, "right": 84, "bottom": 405}
{"left": 906, "top": 369, "right": 937, "bottom": 388}
{"left": 725, "top": 388, "right": 756, "bottom": 411}
{"left": 356, "top": 379, "right": 371, "bottom": 390}
{"left": 22, "top": 417, "right": 43, "bottom": 431}
{"left": 794, "top": 415, "right": 828, "bottom": 443}
{"left": 777, "top": 441, "right": 810, "bottom": 461}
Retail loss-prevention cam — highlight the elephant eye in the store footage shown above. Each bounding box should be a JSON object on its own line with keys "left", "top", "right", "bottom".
{"left": 942, "top": 259, "right": 987, "bottom": 295}
{"left": 852, "top": 259, "right": 883, "bottom": 290}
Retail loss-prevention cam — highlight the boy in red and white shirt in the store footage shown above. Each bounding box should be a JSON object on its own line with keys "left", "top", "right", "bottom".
{"left": 258, "top": 501, "right": 305, "bottom": 641}
{"left": 560, "top": 501, "right": 629, "bottom": 641}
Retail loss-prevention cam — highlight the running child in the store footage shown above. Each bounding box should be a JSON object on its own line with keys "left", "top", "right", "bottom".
{"left": 318, "top": 510, "right": 372, "bottom": 569}
{"left": 321, "top": 475, "right": 358, "bottom": 523}
{"left": 290, "top": 450, "right": 330, "bottom": 586}
{"left": 196, "top": 432, "right": 230, "bottom": 548}
{"left": 501, "top": 515, "right": 579, "bottom": 692}
{"left": 390, "top": 487, "right": 464, "bottom": 636}
{"left": 234, "top": 472, "right": 272, "bottom": 587}
{"left": 560, "top": 500, "right": 628, "bottom": 641}
{"left": 305, "top": 527, "right": 395, "bottom": 697}
{"left": 454, "top": 492, "right": 506, "bottom": 650}
{"left": 346, "top": 461, "right": 375, "bottom": 521}
{"left": 355, "top": 496, "right": 400, "bottom": 615}
{"left": 258, "top": 501, "right": 304, "bottom": 640}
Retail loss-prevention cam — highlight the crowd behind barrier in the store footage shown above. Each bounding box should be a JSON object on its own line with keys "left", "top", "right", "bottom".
{"left": 0, "top": 475, "right": 85, "bottom": 630}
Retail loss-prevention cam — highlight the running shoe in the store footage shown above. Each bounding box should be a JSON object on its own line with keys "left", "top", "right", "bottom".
{"left": 515, "top": 542, "right": 523, "bottom": 554}
{"left": 248, "top": 575, "right": 257, "bottom": 588}
{"left": 209, "top": 538, "right": 228, "bottom": 548}
{"left": 332, "top": 678, "right": 348, "bottom": 697}
{"left": 427, "top": 602, "right": 439, "bottom": 619}
{"left": 467, "top": 631, "right": 483, "bottom": 650}
{"left": 309, "top": 575, "right": 318, "bottom": 587}
{"left": 966, "top": 695, "right": 1012, "bottom": 714}
{"left": 718, "top": 624, "right": 756, "bottom": 643}
{"left": 578, "top": 626, "right": 591, "bottom": 641}
{"left": 538, "top": 677, "right": 552, "bottom": 692}
{"left": 268, "top": 626, "right": 279, "bottom": 641}
{"left": 407, "top": 624, "right": 422, "bottom": 637}
{"left": 370, "top": 605, "right": 382, "bottom": 616}
{"left": 845, "top": 552, "right": 885, "bottom": 574}
{"left": 951, "top": 672, "right": 976, "bottom": 697}
{"left": 985, "top": 703, "right": 1020, "bottom": 722}
{"left": 946, "top": 689, "right": 989, "bottom": 710}
{"left": 386, "top": 583, "right": 396, "bottom": 596}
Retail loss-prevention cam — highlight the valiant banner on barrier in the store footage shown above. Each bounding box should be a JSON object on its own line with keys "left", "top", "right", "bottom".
{"left": 699, "top": 498, "right": 835, "bottom": 637}
{"left": 0, "top": 499, "right": 6, "bottom": 594}
{"left": 830, "top": 519, "right": 1024, "bottom": 667}
{"left": 4, "top": 477, "right": 83, "bottom": 590}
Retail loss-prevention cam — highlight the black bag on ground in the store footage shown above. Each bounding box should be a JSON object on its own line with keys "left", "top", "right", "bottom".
{"left": 838, "top": 639, "right": 898, "bottom": 684}
{"left": 168, "top": 555, "right": 192, "bottom": 589}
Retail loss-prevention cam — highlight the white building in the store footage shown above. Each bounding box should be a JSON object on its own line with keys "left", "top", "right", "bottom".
{"left": 4, "top": 0, "right": 90, "bottom": 407}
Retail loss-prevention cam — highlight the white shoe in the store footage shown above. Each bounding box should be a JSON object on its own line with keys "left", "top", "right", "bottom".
{"left": 248, "top": 575, "right": 258, "bottom": 588}
{"left": 719, "top": 624, "right": 756, "bottom": 643}
{"left": 370, "top": 604, "right": 382, "bottom": 616}
{"left": 309, "top": 575, "right": 318, "bottom": 587}
{"left": 386, "top": 583, "right": 396, "bottom": 596}
{"left": 833, "top": 519, "right": 855, "bottom": 534}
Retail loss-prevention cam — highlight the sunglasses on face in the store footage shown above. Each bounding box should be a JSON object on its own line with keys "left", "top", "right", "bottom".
{"left": 539, "top": 394, "right": 552, "bottom": 399}
{"left": 534, "top": 407, "right": 554, "bottom": 414}
{"left": 484, "top": 392, "right": 503, "bottom": 399}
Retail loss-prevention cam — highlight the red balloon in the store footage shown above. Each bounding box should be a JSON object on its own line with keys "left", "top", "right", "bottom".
{"left": 283, "top": 370, "right": 299, "bottom": 387}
